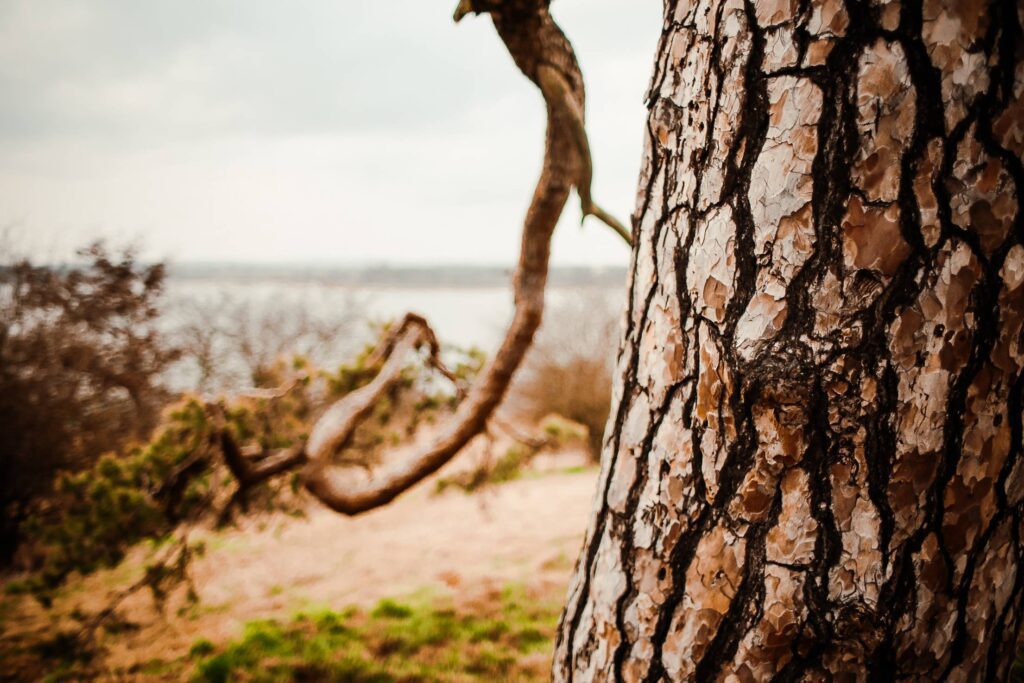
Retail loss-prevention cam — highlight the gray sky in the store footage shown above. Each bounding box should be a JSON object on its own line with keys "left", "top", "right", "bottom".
{"left": 0, "top": 1, "right": 661, "bottom": 265}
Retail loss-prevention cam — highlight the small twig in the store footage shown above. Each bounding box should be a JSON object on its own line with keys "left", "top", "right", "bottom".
{"left": 73, "top": 534, "right": 193, "bottom": 646}
{"left": 491, "top": 416, "right": 550, "bottom": 450}
{"left": 154, "top": 449, "right": 211, "bottom": 521}
{"left": 537, "top": 64, "right": 632, "bottom": 246}
{"left": 201, "top": 374, "right": 306, "bottom": 403}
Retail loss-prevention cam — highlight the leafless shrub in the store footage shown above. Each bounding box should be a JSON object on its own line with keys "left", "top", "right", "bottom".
{"left": 511, "top": 290, "right": 621, "bottom": 459}
{"left": 168, "top": 291, "right": 365, "bottom": 393}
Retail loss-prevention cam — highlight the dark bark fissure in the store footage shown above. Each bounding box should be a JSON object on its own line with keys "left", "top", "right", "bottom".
{"left": 556, "top": 0, "right": 1023, "bottom": 678}
{"left": 612, "top": 381, "right": 690, "bottom": 679}
{"left": 640, "top": 0, "right": 778, "bottom": 676}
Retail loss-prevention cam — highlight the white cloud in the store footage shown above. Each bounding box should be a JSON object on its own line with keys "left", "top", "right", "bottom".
{"left": 0, "top": 0, "right": 662, "bottom": 265}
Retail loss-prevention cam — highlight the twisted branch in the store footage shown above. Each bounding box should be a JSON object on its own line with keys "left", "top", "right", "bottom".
{"left": 212, "top": 0, "right": 624, "bottom": 515}
{"left": 536, "top": 64, "right": 633, "bottom": 245}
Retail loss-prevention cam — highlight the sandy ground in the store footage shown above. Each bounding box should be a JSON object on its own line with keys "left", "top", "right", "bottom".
{"left": 2, "top": 462, "right": 598, "bottom": 673}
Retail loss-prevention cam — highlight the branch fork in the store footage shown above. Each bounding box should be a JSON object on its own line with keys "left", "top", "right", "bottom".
{"left": 211, "top": 0, "right": 625, "bottom": 516}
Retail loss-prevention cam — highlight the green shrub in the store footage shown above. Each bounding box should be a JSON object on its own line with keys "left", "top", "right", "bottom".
{"left": 0, "top": 243, "right": 179, "bottom": 568}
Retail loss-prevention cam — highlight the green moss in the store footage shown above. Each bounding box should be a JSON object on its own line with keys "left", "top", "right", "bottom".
{"left": 196, "top": 653, "right": 232, "bottom": 683}
{"left": 189, "top": 639, "right": 216, "bottom": 658}
{"left": 190, "top": 584, "right": 559, "bottom": 682}
{"left": 370, "top": 598, "right": 413, "bottom": 619}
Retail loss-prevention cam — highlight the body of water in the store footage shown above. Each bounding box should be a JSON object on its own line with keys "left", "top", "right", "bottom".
{"left": 167, "top": 278, "right": 624, "bottom": 351}
{"left": 162, "top": 276, "right": 625, "bottom": 391}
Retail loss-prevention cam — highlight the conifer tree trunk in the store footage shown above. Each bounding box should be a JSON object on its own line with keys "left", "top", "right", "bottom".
{"left": 555, "top": 0, "right": 1024, "bottom": 678}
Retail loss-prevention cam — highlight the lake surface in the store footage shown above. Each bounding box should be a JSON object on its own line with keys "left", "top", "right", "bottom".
{"left": 162, "top": 276, "right": 626, "bottom": 391}
{"left": 166, "top": 278, "right": 625, "bottom": 351}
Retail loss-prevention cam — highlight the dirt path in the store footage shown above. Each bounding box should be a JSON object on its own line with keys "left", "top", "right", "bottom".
{"left": 5, "top": 467, "right": 598, "bottom": 672}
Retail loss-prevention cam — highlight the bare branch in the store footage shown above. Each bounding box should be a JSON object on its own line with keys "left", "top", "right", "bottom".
{"left": 208, "top": 2, "right": 613, "bottom": 517}
{"left": 304, "top": 317, "right": 430, "bottom": 471}
{"left": 155, "top": 448, "right": 211, "bottom": 521}
{"left": 73, "top": 534, "right": 195, "bottom": 650}
{"left": 537, "top": 64, "right": 632, "bottom": 246}
{"left": 491, "top": 416, "right": 550, "bottom": 450}
{"left": 286, "top": 6, "right": 594, "bottom": 515}
{"left": 218, "top": 428, "right": 305, "bottom": 488}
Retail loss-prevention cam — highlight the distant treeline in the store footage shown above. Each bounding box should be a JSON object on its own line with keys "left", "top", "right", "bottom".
{"left": 165, "top": 263, "right": 628, "bottom": 288}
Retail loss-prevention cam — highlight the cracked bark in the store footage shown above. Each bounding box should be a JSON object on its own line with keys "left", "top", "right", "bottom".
{"left": 554, "top": 0, "right": 1024, "bottom": 680}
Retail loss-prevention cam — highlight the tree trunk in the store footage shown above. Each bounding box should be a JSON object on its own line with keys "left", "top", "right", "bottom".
{"left": 555, "top": 0, "right": 1023, "bottom": 679}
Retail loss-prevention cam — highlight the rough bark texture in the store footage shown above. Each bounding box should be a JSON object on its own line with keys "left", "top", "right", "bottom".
{"left": 555, "top": 0, "right": 1024, "bottom": 679}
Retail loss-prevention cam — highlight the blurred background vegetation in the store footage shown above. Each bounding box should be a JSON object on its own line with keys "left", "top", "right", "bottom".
{"left": 0, "top": 240, "right": 619, "bottom": 681}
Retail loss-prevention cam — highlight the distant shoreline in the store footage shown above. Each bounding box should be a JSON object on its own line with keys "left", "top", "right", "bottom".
{"left": 165, "top": 263, "right": 628, "bottom": 289}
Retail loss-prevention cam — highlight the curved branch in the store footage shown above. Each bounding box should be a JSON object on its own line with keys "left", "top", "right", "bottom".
{"left": 304, "top": 315, "right": 433, "bottom": 471}
{"left": 219, "top": 431, "right": 305, "bottom": 488}
{"left": 537, "top": 64, "right": 633, "bottom": 245}
{"left": 299, "top": 4, "right": 582, "bottom": 515}
{"left": 208, "top": 314, "right": 446, "bottom": 517}
{"left": 211, "top": 1, "right": 615, "bottom": 517}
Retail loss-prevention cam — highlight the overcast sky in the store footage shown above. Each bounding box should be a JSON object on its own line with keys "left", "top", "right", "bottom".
{"left": 0, "top": 1, "right": 661, "bottom": 266}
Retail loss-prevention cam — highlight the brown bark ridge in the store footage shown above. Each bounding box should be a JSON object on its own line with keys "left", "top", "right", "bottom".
{"left": 555, "top": 0, "right": 1024, "bottom": 680}
{"left": 215, "top": 1, "right": 623, "bottom": 515}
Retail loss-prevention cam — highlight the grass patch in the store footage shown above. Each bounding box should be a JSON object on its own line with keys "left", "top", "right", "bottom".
{"left": 370, "top": 598, "right": 414, "bottom": 619}
{"left": 180, "top": 598, "right": 234, "bottom": 622}
{"left": 190, "top": 584, "right": 560, "bottom": 682}
{"left": 189, "top": 639, "right": 216, "bottom": 658}
{"left": 137, "top": 658, "right": 175, "bottom": 676}
{"left": 203, "top": 533, "right": 251, "bottom": 555}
